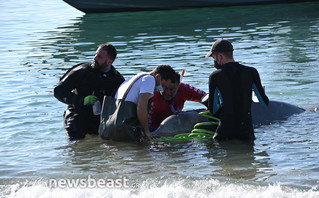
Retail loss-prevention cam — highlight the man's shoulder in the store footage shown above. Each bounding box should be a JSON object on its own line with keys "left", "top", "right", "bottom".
{"left": 179, "top": 82, "right": 195, "bottom": 91}
{"left": 139, "top": 75, "right": 155, "bottom": 89}
{"left": 74, "top": 62, "right": 91, "bottom": 69}
{"left": 209, "top": 69, "right": 222, "bottom": 77}
{"left": 178, "top": 82, "right": 206, "bottom": 96}
{"left": 59, "top": 62, "right": 91, "bottom": 81}
{"left": 136, "top": 74, "right": 155, "bottom": 86}
{"left": 68, "top": 62, "right": 92, "bottom": 75}
{"left": 141, "top": 74, "right": 154, "bottom": 81}
{"left": 110, "top": 66, "right": 125, "bottom": 80}
{"left": 129, "top": 73, "right": 152, "bottom": 83}
{"left": 237, "top": 62, "right": 256, "bottom": 70}
{"left": 241, "top": 64, "right": 258, "bottom": 74}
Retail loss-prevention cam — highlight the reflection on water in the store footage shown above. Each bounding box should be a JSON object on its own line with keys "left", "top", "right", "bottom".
{"left": 55, "top": 136, "right": 272, "bottom": 185}
{"left": 23, "top": 2, "right": 319, "bottom": 106}
{"left": 206, "top": 141, "right": 271, "bottom": 181}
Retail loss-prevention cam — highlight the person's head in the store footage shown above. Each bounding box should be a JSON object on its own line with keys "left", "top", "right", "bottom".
{"left": 160, "top": 73, "right": 180, "bottom": 101}
{"left": 150, "top": 65, "right": 180, "bottom": 100}
{"left": 205, "top": 38, "right": 234, "bottom": 69}
{"left": 92, "top": 44, "right": 117, "bottom": 72}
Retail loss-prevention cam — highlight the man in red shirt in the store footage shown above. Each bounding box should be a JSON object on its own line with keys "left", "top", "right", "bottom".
{"left": 148, "top": 70, "right": 207, "bottom": 132}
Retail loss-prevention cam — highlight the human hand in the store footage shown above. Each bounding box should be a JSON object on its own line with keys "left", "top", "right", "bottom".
{"left": 139, "top": 129, "right": 152, "bottom": 142}
{"left": 83, "top": 95, "right": 97, "bottom": 106}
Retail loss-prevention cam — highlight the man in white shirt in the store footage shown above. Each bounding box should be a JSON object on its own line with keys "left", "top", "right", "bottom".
{"left": 115, "top": 65, "right": 176, "bottom": 140}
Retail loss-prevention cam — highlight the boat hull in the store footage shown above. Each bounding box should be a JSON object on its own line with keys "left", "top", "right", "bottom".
{"left": 63, "top": 0, "right": 318, "bottom": 13}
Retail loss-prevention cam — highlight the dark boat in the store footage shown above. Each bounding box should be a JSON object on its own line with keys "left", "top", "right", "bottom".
{"left": 63, "top": 0, "right": 318, "bottom": 13}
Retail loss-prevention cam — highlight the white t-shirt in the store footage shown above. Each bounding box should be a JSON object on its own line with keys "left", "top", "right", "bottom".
{"left": 115, "top": 73, "right": 155, "bottom": 104}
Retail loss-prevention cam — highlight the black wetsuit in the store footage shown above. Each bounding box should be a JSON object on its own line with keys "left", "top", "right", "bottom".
{"left": 54, "top": 62, "right": 125, "bottom": 140}
{"left": 208, "top": 62, "right": 269, "bottom": 141}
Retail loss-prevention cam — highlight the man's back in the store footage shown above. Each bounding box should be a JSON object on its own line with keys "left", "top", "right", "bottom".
{"left": 115, "top": 74, "right": 155, "bottom": 104}
{"left": 209, "top": 62, "right": 269, "bottom": 140}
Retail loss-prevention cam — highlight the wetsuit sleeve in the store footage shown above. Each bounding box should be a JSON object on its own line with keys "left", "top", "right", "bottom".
{"left": 252, "top": 68, "right": 269, "bottom": 107}
{"left": 54, "top": 68, "right": 85, "bottom": 107}
{"left": 182, "top": 83, "right": 207, "bottom": 103}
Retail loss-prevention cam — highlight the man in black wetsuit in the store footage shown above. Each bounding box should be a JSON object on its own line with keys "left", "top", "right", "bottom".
{"left": 54, "top": 44, "right": 125, "bottom": 140}
{"left": 206, "top": 39, "right": 269, "bottom": 141}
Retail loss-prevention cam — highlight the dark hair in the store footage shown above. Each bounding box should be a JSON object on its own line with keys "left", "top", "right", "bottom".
{"left": 99, "top": 44, "right": 117, "bottom": 60}
{"left": 151, "top": 65, "right": 180, "bottom": 84}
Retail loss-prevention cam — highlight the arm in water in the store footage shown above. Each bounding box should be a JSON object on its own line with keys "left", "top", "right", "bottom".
{"left": 137, "top": 92, "right": 152, "bottom": 138}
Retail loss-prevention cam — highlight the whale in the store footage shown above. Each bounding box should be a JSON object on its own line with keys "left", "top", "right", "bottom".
{"left": 153, "top": 100, "right": 305, "bottom": 137}
{"left": 251, "top": 100, "right": 304, "bottom": 126}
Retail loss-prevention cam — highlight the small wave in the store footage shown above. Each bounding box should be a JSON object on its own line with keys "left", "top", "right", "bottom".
{"left": 2, "top": 178, "right": 318, "bottom": 198}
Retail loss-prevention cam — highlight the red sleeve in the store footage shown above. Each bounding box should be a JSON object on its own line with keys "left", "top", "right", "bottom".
{"left": 180, "top": 83, "right": 207, "bottom": 102}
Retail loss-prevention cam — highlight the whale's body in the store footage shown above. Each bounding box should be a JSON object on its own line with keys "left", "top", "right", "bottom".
{"left": 251, "top": 100, "right": 304, "bottom": 125}
{"left": 154, "top": 100, "right": 304, "bottom": 137}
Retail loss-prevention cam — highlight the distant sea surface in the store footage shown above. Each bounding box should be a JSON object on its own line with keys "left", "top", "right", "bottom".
{"left": 0, "top": 0, "right": 319, "bottom": 197}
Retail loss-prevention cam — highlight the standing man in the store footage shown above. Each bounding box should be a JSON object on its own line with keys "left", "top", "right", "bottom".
{"left": 115, "top": 65, "right": 177, "bottom": 140}
{"left": 206, "top": 39, "right": 269, "bottom": 141}
{"left": 148, "top": 70, "right": 207, "bottom": 132}
{"left": 54, "top": 44, "right": 125, "bottom": 140}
